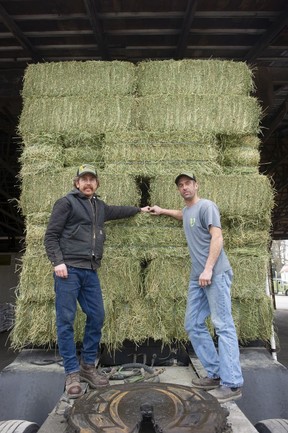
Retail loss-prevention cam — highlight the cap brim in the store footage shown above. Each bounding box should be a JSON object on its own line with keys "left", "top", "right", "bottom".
{"left": 175, "top": 173, "right": 196, "bottom": 184}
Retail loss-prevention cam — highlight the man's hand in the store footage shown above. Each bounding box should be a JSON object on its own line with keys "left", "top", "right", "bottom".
{"left": 199, "top": 269, "right": 212, "bottom": 287}
{"left": 140, "top": 206, "right": 151, "bottom": 213}
{"left": 149, "top": 205, "right": 163, "bottom": 215}
{"left": 54, "top": 263, "right": 68, "bottom": 278}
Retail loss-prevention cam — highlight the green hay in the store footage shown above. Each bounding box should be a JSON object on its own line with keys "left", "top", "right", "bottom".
{"left": 105, "top": 224, "right": 186, "bottom": 248}
{"left": 20, "top": 169, "right": 140, "bottom": 215}
{"left": 18, "top": 96, "right": 135, "bottom": 137}
{"left": 136, "top": 95, "right": 261, "bottom": 135}
{"left": 22, "top": 61, "right": 136, "bottom": 97}
{"left": 20, "top": 167, "right": 75, "bottom": 215}
{"left": 227, "top": 248, "right": 270, "bottom": 299}
{"left": 218, "top": 134, "right": 260, "bottom": 149}
{"left": 145, "top": 255, "right": 190, "bottom": 301}
{"left": 150, "top": 174, "right": 274, "bottom": 226}
{"left": 222, "top": 166, "right": 260, "bottom": 175}
{"left": 232, "top": 296, "right": 274, "bottom": 344}
{"left": 104, "top": 140, "right": 219, "bottom": 163}
{"left": 11, "top": 301, "right": 56, "bottom": 349}
{"left": 105, "top": 161, "right": 222, "bottom": 177}
{"left": 101, "top": 296, "right": 188, "bottom": 350}
{"left": 103, "top": 131, "right": 222, "bottom": 176}
{"left": 219, "top": 147, "right": 260, "bottom": 168}
{"left": 137, "top": 60, "right": 254, "bottom": 96}
{"left": 16, "top": 251, "right": 54, "bottom": 303}
{"left": 64, "top": 147, "right": 104, "bottom": 168}
{"left": 19, "top": 143, "right": 64, "bottom": 177}
{"left": 21, "top": 131, "right": 105, "bottom": 150}
{"left": 98, "top": 251, "right": 142, "bottom": 302}
{"left": 25, "top": 212, "right": 51, "bottom": 226}
{"left": 24, "top": 222, "right": 46, "bottom": 244}
{"left": 104, "top": 130, "right": 218, "bottom": 147}
{"left": 223, "top": 227, "right": 271, "bottom": 250}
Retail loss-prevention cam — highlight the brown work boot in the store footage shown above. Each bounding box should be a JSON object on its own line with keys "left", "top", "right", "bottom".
{"left": 192, "top": 376, "right": 220, "bottom": 390}
{"left": 65, "top": 372, "right": 83, "bottom": 399}
{"left": 80, "top": 362, "right": 109, "bottom": 388}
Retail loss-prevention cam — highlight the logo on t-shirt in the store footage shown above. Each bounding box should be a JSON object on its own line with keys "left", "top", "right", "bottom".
{"left": 190, "top": 217, "right": 196, "bottom": 227}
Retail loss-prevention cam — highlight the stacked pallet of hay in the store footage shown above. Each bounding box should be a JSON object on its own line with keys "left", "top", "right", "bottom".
{"left": 13, "top": 59, "right": 274, "bottom": 351}
{"left": 136, "top": 60, "right": 274, "bottom": 345}
{"left": 13, "top": 61, "right": 140, "bottom": 347}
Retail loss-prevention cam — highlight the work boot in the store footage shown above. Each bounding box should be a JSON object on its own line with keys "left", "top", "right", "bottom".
{"left": 65, "top": 372, "right": 83, "bottom": 399}
{"left": 192, "top": 376, "right": 220, "bottom": 390}
{"left": 208, "top": 385, "right": 242, "bottom": 403}
{"left": 80, "top": 362, "right": 109, "bottom": 388}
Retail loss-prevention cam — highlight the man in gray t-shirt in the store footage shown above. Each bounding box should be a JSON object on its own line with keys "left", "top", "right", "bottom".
{"left": 150, "top": 172, "right": 243, "bottom": 403}
{"left": 183, "top": 198, "right": 231, "bottom": 280}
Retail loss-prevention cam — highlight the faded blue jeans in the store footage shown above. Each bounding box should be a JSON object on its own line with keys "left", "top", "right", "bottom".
{"left": 185, "top": 269, "right": 243, "bottom": 388}
{"left": 54, "top": 266, "right": 104, "bottom": 375}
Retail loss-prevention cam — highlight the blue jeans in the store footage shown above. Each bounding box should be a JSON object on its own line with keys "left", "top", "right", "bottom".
{"left": 54, "top": 266, "right": 105, "bottom": 375}
{"left": 185, "top": 270, "right": 243, "bottom": 388}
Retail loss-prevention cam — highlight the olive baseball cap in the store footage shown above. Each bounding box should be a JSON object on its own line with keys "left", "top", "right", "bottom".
{"left": 77, "top": 164, "right": 97, "bottom": 177}
{"left": 175, "top": 172, "right": 197, "bottom": 185}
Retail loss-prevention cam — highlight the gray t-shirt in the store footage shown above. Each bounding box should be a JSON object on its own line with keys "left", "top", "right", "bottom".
{"left": 183, "top": 198, "right": 231, "bottom": 280}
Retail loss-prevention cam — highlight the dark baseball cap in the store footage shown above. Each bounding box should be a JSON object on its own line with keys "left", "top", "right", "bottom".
{"left": 77, "top": 164, "right": 97, "bottom": 177}
{"left": 175, "top": 172, "right": 197, "bottom": 185}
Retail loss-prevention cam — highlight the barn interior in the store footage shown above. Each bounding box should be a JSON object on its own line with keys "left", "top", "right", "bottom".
{"left": 0, "top": 0, "right": 288, "bottom": 254}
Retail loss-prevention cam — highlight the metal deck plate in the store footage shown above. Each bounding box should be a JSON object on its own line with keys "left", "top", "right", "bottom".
{"left": 65, "top": 382, "right": 231, "bottom": 433}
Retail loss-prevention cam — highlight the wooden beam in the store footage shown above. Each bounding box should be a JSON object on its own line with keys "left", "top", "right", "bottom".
{"left": 0, "top": 2, "right": 43, "bottom": 62}
{"left": 83, "top": 0, "right": 110, "bottom": 60}
{"left": 175, "top": 0, "right": 198, "bottom": 59}
{"left": 244, "top": 5, "right": 288, "bottom": 62}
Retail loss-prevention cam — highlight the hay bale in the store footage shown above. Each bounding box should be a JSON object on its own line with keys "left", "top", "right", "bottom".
{"left": 22, "top": 61, "right": 136, "bottom": 97}
{"left": 98, "top": 249, "right": 142, "bottom": 302}
{"left": 105, "top": 224, "right": 186, "bottom": 248}
{"left": 232, "top": 296, "right": 274, "bottom": 344}
{"left": 18, "top": 95, "right": 135, "bottom": 137}
{"left": 223, "top": 227, "right": 271, "bottom": 250}
{"left": 104, "top": 136, "right": 219, "bottom": 163}
{"left": 227, "top": 248, "right": 270, "bottom": 299}
{"left": 21, "top": 131, "right": 105, "bottom": 151}
{"left": 145, "top": 253, "right": 190, "bottom": 300}
{"left": 19, "top": 143, "right": 64, "bottom": 177}
{"left": 16, "top": 251, "right": 54, "bottom": 303}
{"left": 137, "top": 60, "right": 254, "bottom": 96}
{"left": 222, "top": 166, "right": 260, "bottom": 175}
{"left": 64, "top": 147, "right": 104, "bottom": 168}
{"left": 218, "top": 134, "right": 260, "bottom": 149}
{"left": 136, "top": 95, "right": 261, "bottom": 135}
{"left": 103, "top": 130, "right": 222, "bottom": 176}
{"left": 20, "top": 169, "right": 140, "bottom": 215}
{"left": 25, "top": 212, "right": 51, "bottom": 226}
{"left": 11, "top": 301, "right": 56, "bottom": 349}
{"left": 105, "top": 130, "right": 218, "bottom": 147}
{"left": 220, "top": 147, "right": 260, "bottom": 168}
{"left": 105, "top": 161, "right": 222, "bottom": 177}
{"left": 20, "top": 167, "right": 75, "bottom": 215}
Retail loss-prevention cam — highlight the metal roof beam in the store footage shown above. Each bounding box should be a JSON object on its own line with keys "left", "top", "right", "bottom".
{"left": 175, "top": 0, "right": 198, "bottom": 59}
{"left": 83, "top": 0, "right": 110, "bottom": 60}
{"left": 244, "top": 5, "right": 288, "bottom": 63}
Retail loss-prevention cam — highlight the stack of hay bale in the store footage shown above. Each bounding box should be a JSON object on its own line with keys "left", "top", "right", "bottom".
{"left": 134, "top": 60, "right": 274, "bottom": 345}
{"left": 12, "top": 59, "right": 274, "bottom": 351}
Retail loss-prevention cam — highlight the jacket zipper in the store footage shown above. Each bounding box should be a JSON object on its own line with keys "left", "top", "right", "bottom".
{"left": 90, "top": 198, "right": 97, "bottom": 257}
